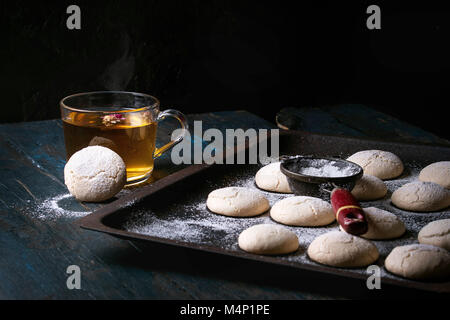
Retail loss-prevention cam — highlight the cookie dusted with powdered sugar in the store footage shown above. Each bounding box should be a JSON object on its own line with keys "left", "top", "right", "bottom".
{"left": 206, "top": 187, "right": 270, "bottom": 217}
{"left": 418, "top": 219, "right": 450, "bottom": 250}
{"left": 391, "top": 181, "right": 450, "bottom": 212}
{"left": 270, "top": 196, "right": 335, "bottom": 226}
{"left": 238, "top": 224, "right": 299, "bottom": 255}
{"left": 385, "top": 244, "right": 450, "bottom": 280}
{"left": 255, "top": 162, "right": 292, "bottom": 193}
{"left": 419, "top": 161, "right": 450, "bottom": 189}
{"left": 351, "top": 174, "right": 387, "bottom": 201}
{"left": 307, "top": 231, "right": 379, "bottom": 267}
{"left": 347, "top": 150, "right": 404, "bottom": 180}
{"left": 64, "top": 146, "right": 127, "bottom": 202}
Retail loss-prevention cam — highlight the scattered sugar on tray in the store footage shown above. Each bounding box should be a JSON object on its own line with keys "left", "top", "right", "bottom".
{"left": 125, "top": 205, "right": 271, "bottom": 249}
{"left": 124, "top": 173, "right": 292, "bottom": 249}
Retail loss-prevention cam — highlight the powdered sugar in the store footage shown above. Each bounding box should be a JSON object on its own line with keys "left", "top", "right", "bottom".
{"left": 32, "top": 187, "right": 134, "bottom": 221}
{"left": 124, "top": 173, "right": 285, "bottom": 249}
{"left": 35, "top": 193, "right": 89, "bottom": 220}
{"left": 298, "top": 159, "right": 359, "bottom": 177}
{"left": 126, "top": 205, "right": 268, "bottom": 249}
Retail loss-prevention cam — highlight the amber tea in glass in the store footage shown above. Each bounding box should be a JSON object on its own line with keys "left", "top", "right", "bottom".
{"left": 60, "top": 91, "right": 188, "bottom": 185}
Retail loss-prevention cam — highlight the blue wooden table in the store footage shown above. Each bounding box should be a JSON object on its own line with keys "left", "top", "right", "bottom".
{"left": 0, "top": 107, "right": 447, "bottom": 300}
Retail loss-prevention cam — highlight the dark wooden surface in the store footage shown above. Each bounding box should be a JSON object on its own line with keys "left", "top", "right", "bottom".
{"left": 276, "top": 105, "right": 450, "bottom": 146}
{"left": 0, "top": 108, "right": 447, "bottom": 300}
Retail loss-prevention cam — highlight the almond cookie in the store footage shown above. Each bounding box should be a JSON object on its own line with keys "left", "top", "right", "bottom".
{"left": 270, "top": 196, "right": 335, "bottom": 226}
{"left": 419, "top": 161, "right": 450, "bottom": 189}
{"left": 206, "top": 187, "right": 270, "bottom": 217}
{"left": 238, "top": 224, "right": 299, "bottom": 255}
{"left": 351, "top": 174, "right": 387, "bottom": 201}
{"left": 347, "top": 150, "right": 403, "bottom": 180}
{"left": 307, "top": 231, "right": 379, "bottom": 267}
{"left": 418, "top": 219, "right": 450, "bottom": 250}
{"left": 391, "top": 181, "right": 450, "bottom": 212}
{"left": 385, "top": 244, "right": 450, "bottom": 280}
{"left": 64, "top": 146, "right": 127, "bottom": 202}
{"left": 255, "top": 162, "right": 292, "bottom": 193}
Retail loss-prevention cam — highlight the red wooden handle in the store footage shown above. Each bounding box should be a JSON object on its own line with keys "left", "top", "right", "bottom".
{"left": 331, "top": 188, "right": 368, "bottom": 235}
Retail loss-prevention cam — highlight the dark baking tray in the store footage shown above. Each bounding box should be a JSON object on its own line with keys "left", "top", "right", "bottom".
{"left": 78, "top": 131, "right": 450, "bottom": 293}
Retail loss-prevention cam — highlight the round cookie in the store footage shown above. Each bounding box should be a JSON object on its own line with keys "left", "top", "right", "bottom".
{"left": 347, "top": 150, "right": 404, "bottom": 180}
{"left": 238, "top": 224, "right": 299, "bottom": 255}
{"left": 340, "top": 207, "right": 405, "bottom": 240}
{"left": 307, "top": 231, "right": 379, "bottom": 267}
{"left": 419, "top": 161, "right": 450, "bottom": 189}
{"left": 418, "top": 219, "right": 450, "bottom": 250}
{"left": 255, "top": 162, "right": 292, "bottom": 193}
{"left": 385, "top": 244, "right": 450, "bottom": 280}
{"left": 391, "top": 181, "right": 450, "bottom": 212}
{"left": 351, "top": 174, "right": 387, "bottom": 201}
{"left": 64, "top": 146, "right": 127, "bottom": 202}
{"left": 270, "top": 196, "right": 335, "bottom": 226}
{"left": 206, "top": 187, "right": 270, "bottom": 217}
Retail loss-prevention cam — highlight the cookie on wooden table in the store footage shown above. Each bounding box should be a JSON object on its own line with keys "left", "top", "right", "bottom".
{"left": 64, "top": 146, "right": 126, "bottom": 202}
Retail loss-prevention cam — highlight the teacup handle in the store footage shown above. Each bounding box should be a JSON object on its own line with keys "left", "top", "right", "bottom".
{"left": 153, "top": 109, "right": 189, "bottom": 159}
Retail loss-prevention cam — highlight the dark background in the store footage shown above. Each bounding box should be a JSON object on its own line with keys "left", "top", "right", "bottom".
{"left": 1, "top": 1, "right": 449, "bottom": 139}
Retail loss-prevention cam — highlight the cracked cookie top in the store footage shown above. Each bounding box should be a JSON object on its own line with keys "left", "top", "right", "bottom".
{"left": 270, "top": 196, "right": 335, "bottom": 227}
{"left": 207, "top": 187, "right": 270, "bottom": 217}
{"left": 64, "top": 146, "right": 126, "bottom": 202}
{"left": 391, "top": 181, "right": 450, "bottom": 212}
{"left": 347, "top": 150, "right": 404, "bottom": 180}
{"left": 307, "top": 230, "right": 379, "bottom": 268}
{"left": 385, "top": 244, "right": 450, "bottom": 280}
